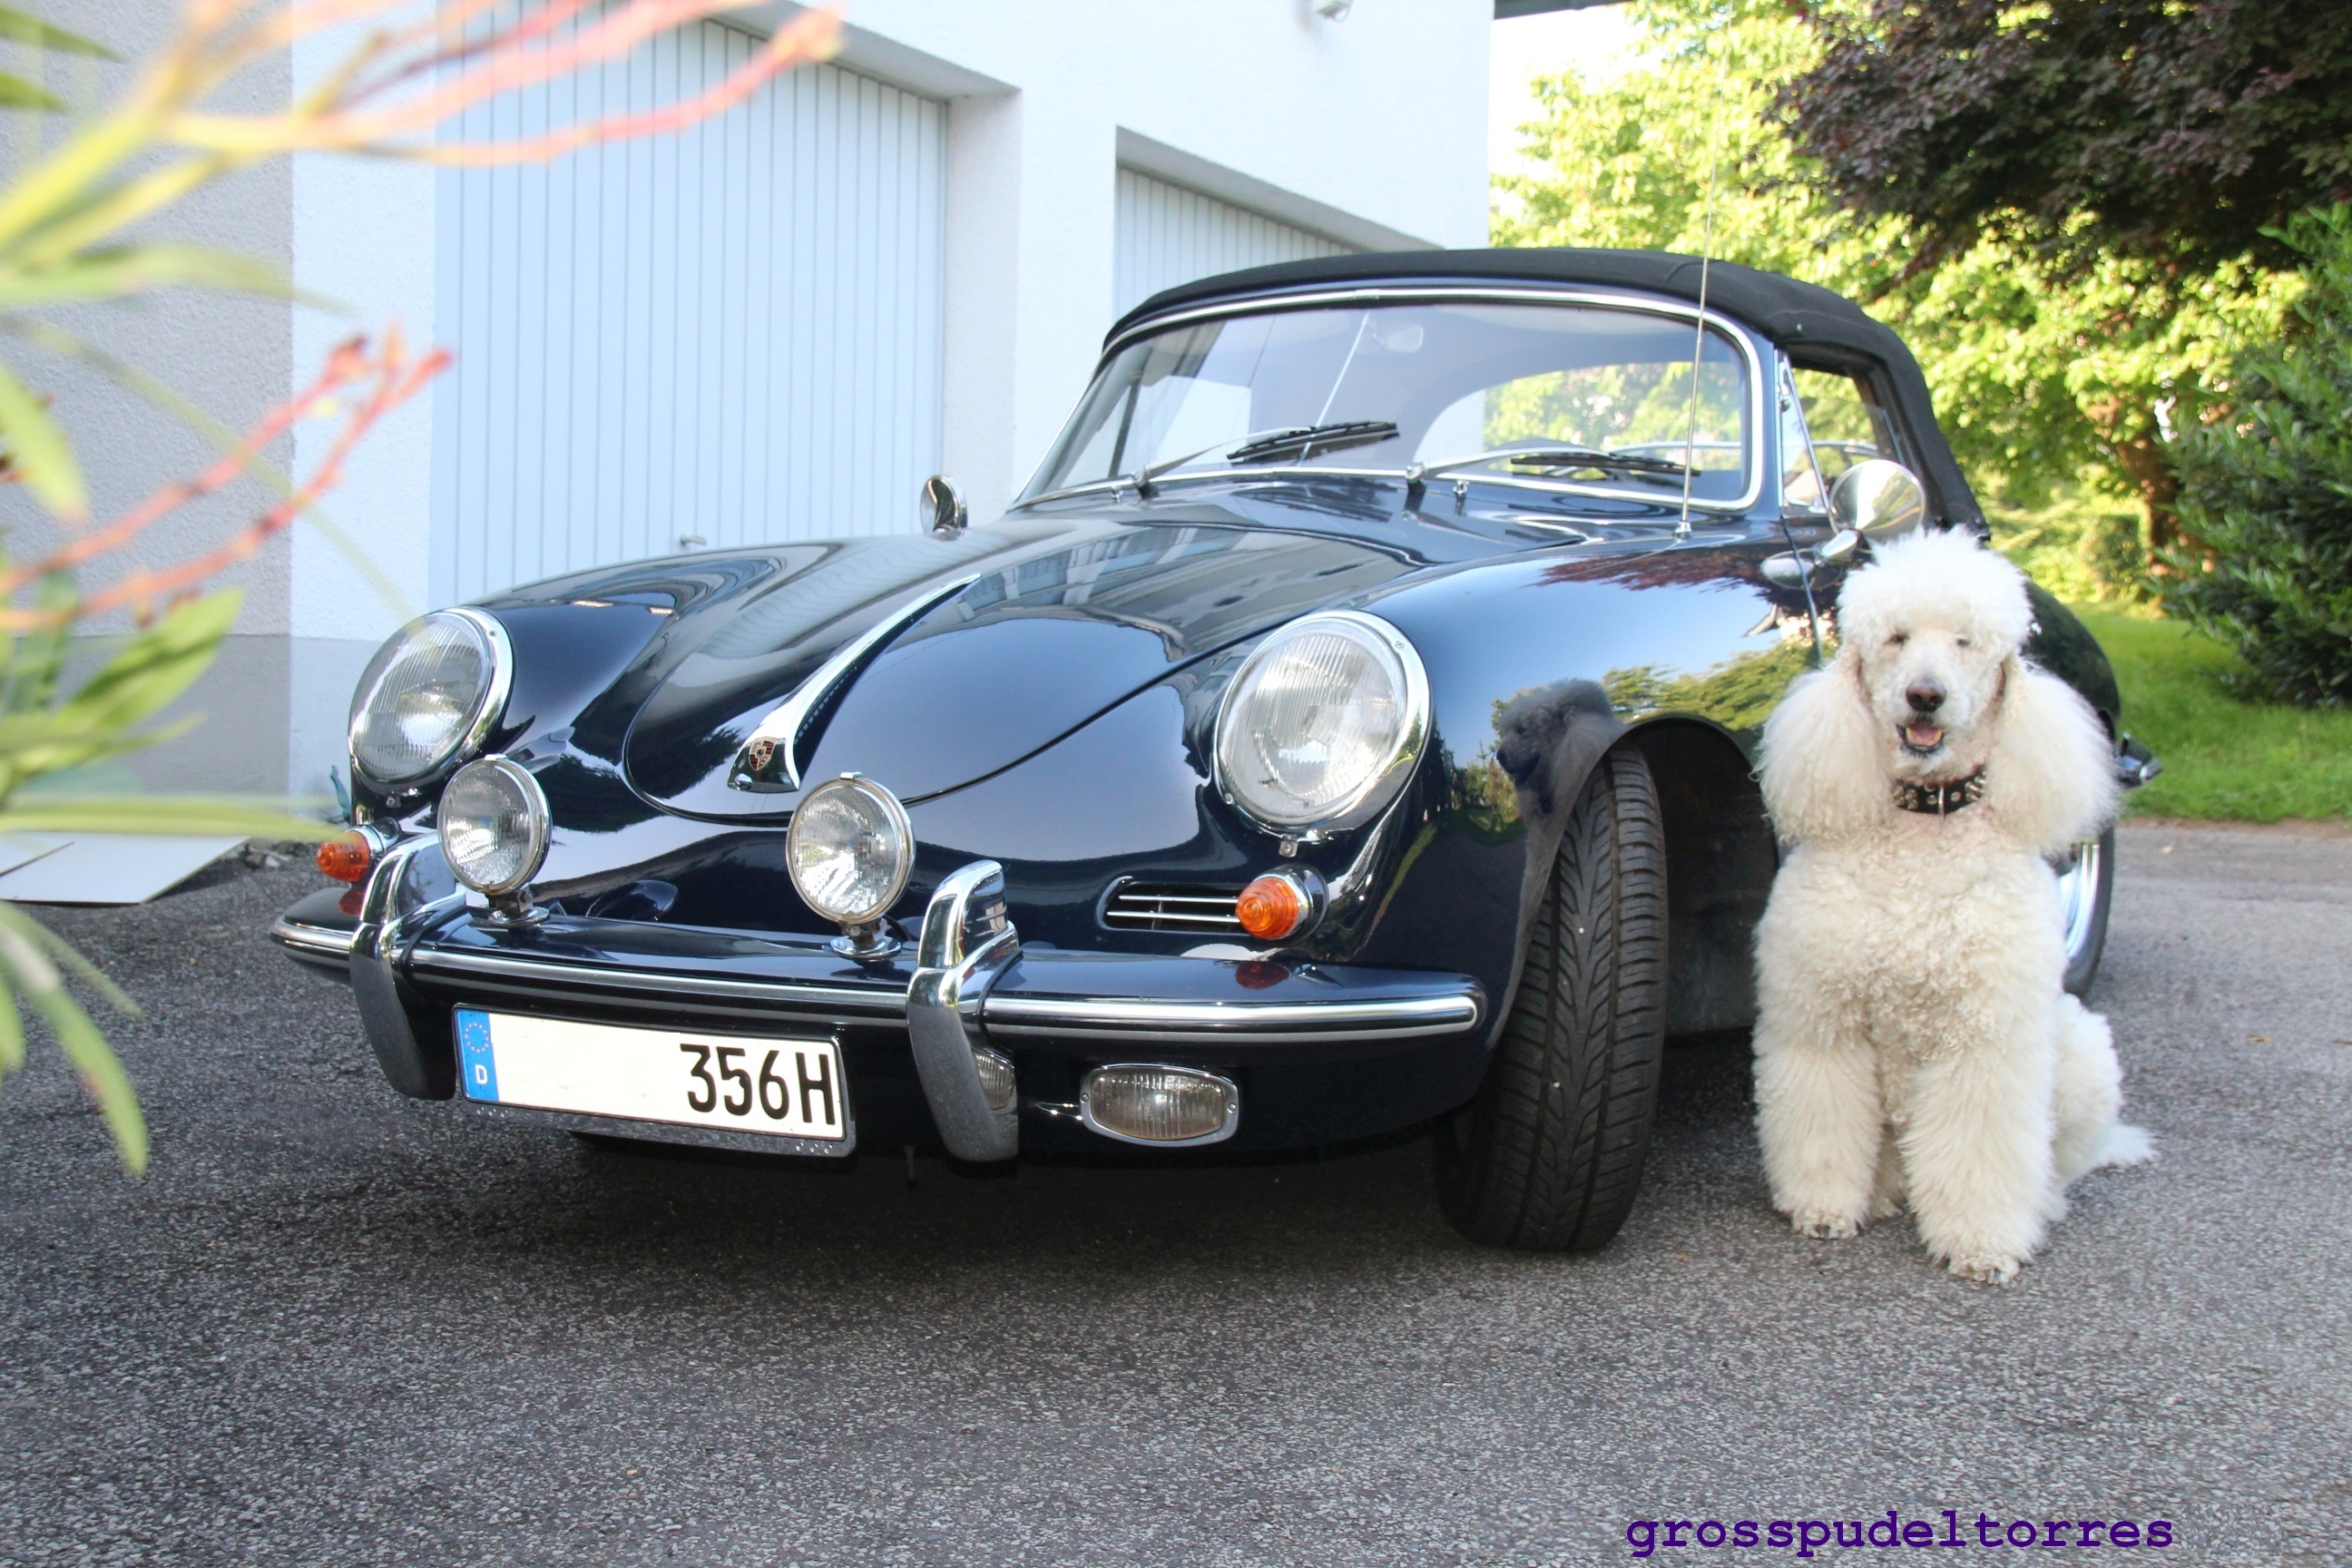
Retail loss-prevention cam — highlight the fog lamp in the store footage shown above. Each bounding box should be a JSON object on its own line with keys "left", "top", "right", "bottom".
{"left": 438, "top": 755, "right": 551, "bottom": 921}
{"left": 1080, "top": 1064, "right": 1240, "bottom": 1146}
{"left": 788, "top": 773, "right": 914, "bottom": 959}
{"left": 973, "top": 1047, "right": 1016, "bottom": 1112}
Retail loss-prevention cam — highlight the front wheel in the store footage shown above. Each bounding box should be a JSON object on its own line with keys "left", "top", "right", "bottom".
{"left": 1434, "top": 745, "right": 1667, "bottom": 1250}
{"left": 2056, "top": 825, "right": 2116, "bottom": 997}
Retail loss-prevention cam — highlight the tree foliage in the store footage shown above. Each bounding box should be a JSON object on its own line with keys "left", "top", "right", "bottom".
{"left": 1491, "top": 0, "right": 2298, "bottom": 562}
{"left": 2163, "top": 209, "right": 2352, "bottom": 707}
{"left": 1784, "top": 0, "right": 2352, "bottom": 276}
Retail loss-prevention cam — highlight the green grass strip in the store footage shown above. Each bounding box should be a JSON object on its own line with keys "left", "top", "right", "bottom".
{"left": 2075, "top": 608, "right": 2352, "bottom": 823}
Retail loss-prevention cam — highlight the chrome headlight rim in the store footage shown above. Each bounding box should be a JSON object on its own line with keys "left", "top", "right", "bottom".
{"left": 436, "top": 754, "right": 551, "bottom": 898}
{"left": 347, "top": 607, "right": 514, "bottom": 791}
{"left": 1211, "top": 609, "right": 1431, "bottom": 838}
{"left": 786, "top": 773, "right": 916, "bottom": 928}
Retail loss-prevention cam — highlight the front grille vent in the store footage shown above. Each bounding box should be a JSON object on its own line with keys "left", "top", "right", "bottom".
{"left": 1102, "top": 883, "right": 1245, "bottom": 933}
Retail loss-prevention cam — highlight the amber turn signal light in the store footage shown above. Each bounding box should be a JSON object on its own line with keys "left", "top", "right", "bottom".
{"left": 1236, "top": 870, "right": 1322, "bottom": 942}
{"left": 317, "top": 829, "right": 375, "bottom": 884}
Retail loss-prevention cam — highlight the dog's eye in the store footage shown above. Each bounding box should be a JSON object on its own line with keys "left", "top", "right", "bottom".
{"left": 1886, "top": 632, "right": 1908, "bottom": 648}
{"left": 1956, "top": 636, "right": 1973, "bottom": 648}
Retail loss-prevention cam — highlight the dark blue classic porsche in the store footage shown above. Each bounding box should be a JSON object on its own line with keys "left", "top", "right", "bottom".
{"left": 271, "top": 249, "right": 2150, "bottom": 1250}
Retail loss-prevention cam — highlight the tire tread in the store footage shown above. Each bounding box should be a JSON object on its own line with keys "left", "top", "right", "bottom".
{"left": 1436, "top": 746, "right": 1667, "bottom": 1250}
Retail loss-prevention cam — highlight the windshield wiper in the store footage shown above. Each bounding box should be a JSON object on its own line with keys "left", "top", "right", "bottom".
{"left": 1226, "top": 420, "right": 1400, "bottom": 466}
{"left": 1414, "top": 445, "right": 1696, "bottom": 487}
{"left": 1127, "top": 421, "right": 1403, "bottom": 497}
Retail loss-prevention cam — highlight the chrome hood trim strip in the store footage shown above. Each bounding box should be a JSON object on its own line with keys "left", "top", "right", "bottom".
{"left": 727, "top": 573, "right": 979, "bottom": 793}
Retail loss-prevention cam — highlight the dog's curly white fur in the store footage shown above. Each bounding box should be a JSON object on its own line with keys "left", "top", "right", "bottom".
{"left": 1752, "top": 530, "right": 2153, "bottom": 1284}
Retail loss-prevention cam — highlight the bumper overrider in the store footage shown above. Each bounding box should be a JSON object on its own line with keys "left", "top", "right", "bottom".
{"left": 270, "top": 838, "right": 1487, "bottom": 1159}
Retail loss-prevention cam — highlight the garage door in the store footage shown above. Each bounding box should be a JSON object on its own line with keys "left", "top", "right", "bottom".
{"left": 1112, "top": 168, "right": 1355, "bottom": 319}
{"left": 433, "top": 24, "right": 946, "bottom": 604}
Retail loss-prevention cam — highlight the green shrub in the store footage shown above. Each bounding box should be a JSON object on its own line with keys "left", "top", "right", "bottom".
{"left": 2165, "top": 207, "right": 2352, "bottom": 706}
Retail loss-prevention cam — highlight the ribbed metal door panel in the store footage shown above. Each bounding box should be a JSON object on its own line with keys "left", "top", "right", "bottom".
{"left": 434, "top": 24, "right": 946, "bottom": 604}
{"left": 1112, "top": 168, "right": 1354, "bottom": 319}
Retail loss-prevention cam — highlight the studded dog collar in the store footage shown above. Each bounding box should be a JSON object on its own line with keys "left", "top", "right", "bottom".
{"left": 1894, "top": 768, "right": 1986, "bottom": 817}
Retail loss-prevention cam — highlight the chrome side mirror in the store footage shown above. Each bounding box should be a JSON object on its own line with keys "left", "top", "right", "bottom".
{"left": 922, "top": 474, "right": 968, "bottom": 539}
{"left": 1830, "top": 458, "right": 1927, "bottom": 542}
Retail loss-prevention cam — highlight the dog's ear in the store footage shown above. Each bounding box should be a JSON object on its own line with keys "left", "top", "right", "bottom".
{"left": 1759, "top": 648, "right": 1889, "bottom": 845}
{"left": 1983, "top": 657, "right": 2119, "bottom": 854}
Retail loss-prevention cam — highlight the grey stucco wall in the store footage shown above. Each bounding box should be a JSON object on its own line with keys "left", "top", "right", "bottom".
{"left": 4, "top": 1, "right": 299, "bottom": 795}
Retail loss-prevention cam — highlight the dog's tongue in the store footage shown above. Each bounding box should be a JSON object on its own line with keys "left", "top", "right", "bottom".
{"left": 1905, "top": 721, "right": 1945, "bottom": 750}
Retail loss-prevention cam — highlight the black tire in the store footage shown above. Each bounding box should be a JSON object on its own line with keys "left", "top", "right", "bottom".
{"left": 2059, "top": 824, "right": 2117, "bottom": 998}
{"left": 1434, "top": 744, "right": 1667, "bottom": 1250}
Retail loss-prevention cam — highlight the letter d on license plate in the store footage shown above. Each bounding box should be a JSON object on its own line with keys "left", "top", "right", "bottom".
{"left": 454, "top": 1009, "right": 848, "bottom": 1142}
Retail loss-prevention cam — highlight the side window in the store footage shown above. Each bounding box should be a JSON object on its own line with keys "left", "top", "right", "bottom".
{"left": 1790, "top": 368, "right": 1897, "bottom": 485}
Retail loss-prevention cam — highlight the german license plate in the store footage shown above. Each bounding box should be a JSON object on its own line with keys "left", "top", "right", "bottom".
{"left": 454, "top": 1009, "right": 848, "bottom": 1142}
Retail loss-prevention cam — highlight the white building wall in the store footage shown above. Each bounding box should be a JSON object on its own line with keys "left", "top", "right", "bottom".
{"left": 433, "top": 28, "right": 946, "bottom": 605}
{"left": 260, "top": 0, "right": 1493, "bottom": 798}
{"left": 1113, "top": 169, "right": 1354, "bottom": 320}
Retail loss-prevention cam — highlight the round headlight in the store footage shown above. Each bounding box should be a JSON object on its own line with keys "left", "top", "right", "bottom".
{"left": 438, "top": 756, "right": 550, "bottom": 897}
{"left": 348, "top": 609, "right": 510, "bottom": 788}
{"left": 1213, "top": 611, "right": 1428, "bottom": 834}
{"left": 788, "top": 774, "right": 914, "bottom": 927}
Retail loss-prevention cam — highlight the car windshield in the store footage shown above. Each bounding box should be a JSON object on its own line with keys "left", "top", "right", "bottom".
{"left": 1021, "top": 299, "right": 1753, "bottom": 507}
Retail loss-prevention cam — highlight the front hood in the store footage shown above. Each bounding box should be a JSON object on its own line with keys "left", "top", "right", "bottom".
{"left": 612, "top": 499, "right": 1451, "bottom": 818}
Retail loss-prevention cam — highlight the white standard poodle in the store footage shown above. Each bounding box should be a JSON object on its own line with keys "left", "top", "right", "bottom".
{"left": 1751, "top": 528, "right": 2152, "bottom": 1283}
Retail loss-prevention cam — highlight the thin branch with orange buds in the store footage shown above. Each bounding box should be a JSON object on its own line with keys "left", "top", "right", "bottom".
{"left": 0, "top": 333, "right": 446, "bottom": 632}
{"left": 169, "top": 4, "right": 842, "bottom": 160}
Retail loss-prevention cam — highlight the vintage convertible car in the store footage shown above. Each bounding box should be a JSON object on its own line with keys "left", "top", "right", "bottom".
{"left": 271, "top": 249, "right": 2155, "bottom": 1250}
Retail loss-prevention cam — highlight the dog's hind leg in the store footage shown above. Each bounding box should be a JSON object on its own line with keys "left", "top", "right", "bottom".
{"left": 1753, "top": 1011, "right": 1882, "bottom": 1240}
{"left": 1899, "top": 1004, "right": 2057, "bottom": 1283}
{"left": 2052, "top": 995, "right": 2153, "bottom": 1185}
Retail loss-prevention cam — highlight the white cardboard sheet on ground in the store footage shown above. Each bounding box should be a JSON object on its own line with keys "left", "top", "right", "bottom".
{"left": 0, "top": 833, "right": 67, "bottom": 880}
{"left": 0, "top": 834, "right": 246, "bottom": 905}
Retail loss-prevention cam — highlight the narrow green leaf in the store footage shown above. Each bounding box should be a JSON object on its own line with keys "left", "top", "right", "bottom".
{"left": 0, "top": 572, "right": 79, "bottom": 716}
{"left": 0, "top": 356, "right": 84, "bottom": 519}
{"left": 33, "top": 987, "right": 144, "bottom": 1173}
{"left": 0, "top": 975, "right": 22, "bottom": 1074}
{"left": 0, "top": 71, "right": 64, "bottom": 112}
{"left": 0, "top": 796, "right": 336, "bottom": 839}
{"left": 0, "top": 903, "right": 142, "bottom": 1172}
{"left": 0, "top": 6, "right": 116, "bottom": 58}
{"left": 0, "top": 245, "right": 307, "bottom": 311}
{"left": 9, "top": 912, "right": 135, "bottom": 1016}
{"left": 60, "top": 591, "right": 240, "bottom": 730}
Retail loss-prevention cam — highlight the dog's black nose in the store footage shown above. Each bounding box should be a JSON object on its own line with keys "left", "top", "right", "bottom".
{"left": 1906, "top": 681, "right": 1945, "bottom": 715}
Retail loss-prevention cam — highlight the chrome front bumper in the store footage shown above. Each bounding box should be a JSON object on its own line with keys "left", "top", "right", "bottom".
{"left": 272, "top": 845, "right": 1486, "bottom": 1161}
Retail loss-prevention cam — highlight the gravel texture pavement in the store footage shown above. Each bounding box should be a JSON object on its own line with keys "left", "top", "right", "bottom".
{"left": 2, "top": 823, "right": 2346, "bottom": 1566}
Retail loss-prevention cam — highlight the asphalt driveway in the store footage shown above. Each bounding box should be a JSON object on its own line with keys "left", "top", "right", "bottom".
{"left": 2, "top": 823, "right": 2346, "bottom": 1566}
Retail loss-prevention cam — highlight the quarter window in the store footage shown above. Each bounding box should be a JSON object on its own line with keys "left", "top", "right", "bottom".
{"left": 1790, "top": 368, "right": 1897, "bottom": 483}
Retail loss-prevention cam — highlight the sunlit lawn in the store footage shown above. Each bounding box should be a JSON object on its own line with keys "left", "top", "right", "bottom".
{"left": 2073, "top": 608, "right": 2352, "bottom": 823}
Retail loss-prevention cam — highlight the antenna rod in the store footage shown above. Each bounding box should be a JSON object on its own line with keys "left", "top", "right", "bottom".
{"left": 1677, "top": 141, "right": 1719, "bottom": 541}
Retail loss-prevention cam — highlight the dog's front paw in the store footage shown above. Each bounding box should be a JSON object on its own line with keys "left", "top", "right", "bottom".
{"left": 1789, "top": 1208, "right": 1864, "bottom": 1240}
{"left": 1947, "top": 1253, "right": 2021, "bottom": 1286}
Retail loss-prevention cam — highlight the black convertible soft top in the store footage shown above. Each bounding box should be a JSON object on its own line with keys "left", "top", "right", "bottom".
{"left": 1109, "top": 247, "right": 1984, "bottom": 531}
